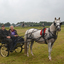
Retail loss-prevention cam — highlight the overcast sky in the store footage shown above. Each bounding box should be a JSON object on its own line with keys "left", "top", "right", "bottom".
{"left": 0, "top": 0, "right": 64, "bottom": 23}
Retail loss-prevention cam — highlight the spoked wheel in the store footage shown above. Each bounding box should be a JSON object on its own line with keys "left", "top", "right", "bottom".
{"left": 15, "top": 46, "right": 23, "bottom": 53}
{"left": 0, "top": 45, "right": 9, "bottom": 57}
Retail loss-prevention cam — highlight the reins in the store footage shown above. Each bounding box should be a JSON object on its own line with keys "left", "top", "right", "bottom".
{"left": 26, "top": 29, "right": 40, "bottom": 39}
{"left": 26, "top": 27, "right": 58, "bottom": 44}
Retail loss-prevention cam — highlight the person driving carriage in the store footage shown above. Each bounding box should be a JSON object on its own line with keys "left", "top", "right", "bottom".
{"left": 8, "top": 26, "right": 24, "bottom": 44}
{"left": 0, "top": 25, "right": 13, "bottom": 52}
{"left": 9, "top": 26, "right": 18, "bottom": 43}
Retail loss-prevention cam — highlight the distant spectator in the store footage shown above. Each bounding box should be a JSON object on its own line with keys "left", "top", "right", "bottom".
{"left": 22, "top": 23, "right": 24, "bottom": 27}
{"left": 42, "top": 23, "right": 45, "bottom": 28}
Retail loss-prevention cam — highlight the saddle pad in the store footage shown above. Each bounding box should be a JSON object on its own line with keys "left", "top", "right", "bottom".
{"left": 40, "top": 28, "right": 46, "bottom": 36}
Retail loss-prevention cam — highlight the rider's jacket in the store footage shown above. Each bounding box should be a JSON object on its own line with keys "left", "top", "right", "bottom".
{"left": 0, "top": 29, "right": 10, "bottom": 39}
{"left": 8, "top": 29, "right": 18, "bottom": 37}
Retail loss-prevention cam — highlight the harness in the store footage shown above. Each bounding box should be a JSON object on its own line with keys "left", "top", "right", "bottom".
{"left": 48, "top": 28, "right": 57, "bottom": 40}
{"left": 40, "top": 28, "right": 46, "bottom": 38}
{"left": 40, "top": 28, "right": 58, "bottom": 44}
{"left": 26, "top": 29, "right": 39, "bottom": 39}
{"left": 40, "top": 28, "right": 47, "bottom": 44}
{"left": 26, "top": 28, "right": 58, "bottom": 44}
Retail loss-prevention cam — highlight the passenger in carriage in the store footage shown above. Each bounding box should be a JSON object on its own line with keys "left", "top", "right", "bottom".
{"left": 0, "top": 25, "right": 13, "bottom": 51}
{"left": 8, "top": 26, "right": 24, "bottom": 44}
{"left": 8, "top": 26, "right": 18, "bottom": 43}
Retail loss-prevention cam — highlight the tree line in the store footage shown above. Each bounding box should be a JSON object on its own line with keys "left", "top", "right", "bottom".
{"left": 0, "top": 21, "right": 64, "bottom": 27}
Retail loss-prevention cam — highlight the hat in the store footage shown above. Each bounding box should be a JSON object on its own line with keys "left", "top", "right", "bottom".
{"left": 1, "top": 24, "right": 5, "bottom": 27}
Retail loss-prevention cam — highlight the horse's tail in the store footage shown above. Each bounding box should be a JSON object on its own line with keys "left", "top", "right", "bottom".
{"left": 24, "top": 31, "right": 28, "bottom": 55}
{"left": 24, "top": 29, "right": 34, "bottom": 55}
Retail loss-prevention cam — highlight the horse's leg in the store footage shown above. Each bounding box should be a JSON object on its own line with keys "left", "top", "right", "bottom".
{"left": 27, "top": 41, "right": 30, "bottom": 57}
{"left": 48, "top": 42, "right": 52, "bottom": 60}
{"left": 51, "top": 43, "right": 54, "bottom": 48}
{"left": 30, "top": 40, "right": 34, "bottom": 56}
{"left": 24, "top": 42, "right": 27, "bottom": 55}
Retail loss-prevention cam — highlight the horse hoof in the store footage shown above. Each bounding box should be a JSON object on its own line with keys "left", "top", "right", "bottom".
{"left": 49, "top": 58, "right": 51, "bottom": 61}
{"left": 27, "top": 55, "right": 29, "bottom": 57}
{"left": 48, "top": 56, "right": 51, "bottom": 61}
{"left": 27, "top": 56, "right": 29, "bottom": 57}
{"left": 32, "top": 54, "right": 34, "bottom": 56}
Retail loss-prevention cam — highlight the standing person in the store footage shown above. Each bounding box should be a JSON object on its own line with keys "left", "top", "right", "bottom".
{"left": 0, "top": 25, "right": 13, "bottom": 52}
{"left": 42, "top": 23, "right": 45, "bottom": 28}
{"left": 22, "top": 23, "right": 24, "bottom": 27}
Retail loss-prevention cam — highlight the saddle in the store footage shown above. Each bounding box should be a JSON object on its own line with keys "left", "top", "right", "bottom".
{"left": 40, "top": 28, "right": 46, "bottom": 38}
{"left": 40, "top": 28, "right": 47, "bottom": 44}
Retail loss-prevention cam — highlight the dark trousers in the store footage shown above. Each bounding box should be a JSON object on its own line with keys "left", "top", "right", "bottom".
{"left": 2, "top": 38, "right": 13, "bottom": 51}
{"left": 11, "top": 37, "right": 17, "bottom": 44}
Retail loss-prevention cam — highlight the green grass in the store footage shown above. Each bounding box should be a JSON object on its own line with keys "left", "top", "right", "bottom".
{"left": 0, "top": 26, "right": 64, "bottom": 64}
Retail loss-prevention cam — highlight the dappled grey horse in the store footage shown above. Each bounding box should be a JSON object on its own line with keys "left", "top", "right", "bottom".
{"left": 24, "top": 17, "right": 62, "bottom": 60}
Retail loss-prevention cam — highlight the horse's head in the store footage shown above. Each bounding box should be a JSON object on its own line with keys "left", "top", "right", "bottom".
{"left": 54, "top": 17, "right": 62, "bottom": 31}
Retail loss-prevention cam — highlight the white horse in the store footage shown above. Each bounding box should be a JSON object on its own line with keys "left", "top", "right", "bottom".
{"left": 24, "top": 17, "right": 62, "bottom": 60}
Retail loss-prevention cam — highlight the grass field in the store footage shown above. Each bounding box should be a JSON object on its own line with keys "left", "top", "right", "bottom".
{"left": 0, "top": 26, "right": 64, "bottom": 64}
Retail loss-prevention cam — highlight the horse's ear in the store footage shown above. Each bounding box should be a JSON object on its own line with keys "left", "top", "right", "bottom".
{"left": 55, "top": 17, "right": 56, "bottom": 20}
{"left": 60, "top": 22, "right": 62, "bottom": 25}
{"left": 58, "top": 17, "right": 60, "bottom": 20}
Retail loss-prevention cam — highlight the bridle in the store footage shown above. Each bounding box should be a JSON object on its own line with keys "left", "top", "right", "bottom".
{"left": 54, "top": 22, "right": 62, "bottom": 28}
{"left": 47, "top": 22, "right": 62, "bottom": 40}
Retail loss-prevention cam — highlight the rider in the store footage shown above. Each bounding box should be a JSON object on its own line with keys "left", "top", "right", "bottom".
{"left": 0, "top": 25, "right": 13, "bottom": 52}
{"left": 8, "top": 26, "right": 18, "bottom": 44}
{"left": 8, "top": 25, "right": 24, "bottom": 44}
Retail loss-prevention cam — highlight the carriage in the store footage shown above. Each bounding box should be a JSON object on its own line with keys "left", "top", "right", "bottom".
{"left": 0, "top": 39, "right": 24, "bottom": 57}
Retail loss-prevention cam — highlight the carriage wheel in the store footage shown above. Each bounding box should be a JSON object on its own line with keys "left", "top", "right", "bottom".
{"left": 0, "top": 46, "right": 9, "bottom": 57}
{"left": 15, "top": 46, "right": 22, "bottom": 53}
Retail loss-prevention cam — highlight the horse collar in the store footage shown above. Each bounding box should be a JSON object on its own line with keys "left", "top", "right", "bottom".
{"left": 48, "top": 28, "right": 57, "bottom": 40}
